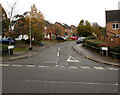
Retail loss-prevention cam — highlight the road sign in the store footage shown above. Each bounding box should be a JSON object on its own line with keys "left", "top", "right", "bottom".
{"left": 8, "top": 45, "right": 15, "bottom": 49}
{"left": 101, "top": 47, "right": 108, "bottom": 51}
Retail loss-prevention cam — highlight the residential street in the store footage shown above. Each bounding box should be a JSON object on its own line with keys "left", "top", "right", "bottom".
{"left": 2, "top": 41, "right": 118, "bottom": 93}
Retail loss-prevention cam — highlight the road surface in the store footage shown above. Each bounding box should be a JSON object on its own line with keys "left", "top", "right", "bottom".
{"left": 2, "top": 41, "right": 118, "bottom": 93}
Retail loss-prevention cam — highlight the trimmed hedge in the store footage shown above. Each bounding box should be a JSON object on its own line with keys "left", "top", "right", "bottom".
{"left": 83, "top": 40, "right": 107, "bottom": 49}
{"left": 83, "top": 39, "right": 120, "bottom": 60}
{"left": 109, "top": 47, "right": 120, "bottom": 54}
{"left": 0, "top": 44, "right": 8, "bottom": 56}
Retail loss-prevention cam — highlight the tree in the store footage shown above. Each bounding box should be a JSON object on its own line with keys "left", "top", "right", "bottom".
{"left": 77, "top": 20, "right": 102, "bottom": 37}
{"left": 77, "top": 20, "right": 92, "bottom": 37}
{"left": 13, "top": 12, "right": 28, "bottom": 38}
{"left": 92, "top": 22, "right": 104, "bottom": 36}
{"left": 6, "top": 1, "right": 17, "bottom": 37}
{"left": 0, "top": 4, "right": 10, "bottom": 34}
{"left": 78, "top": 19, "right": 84, "bottom": 26}
{"left": 28, "top": 4, "right": 44, "bottom": 44}
{"left": 77, "top": 25, "right": 92, "bottom": 37}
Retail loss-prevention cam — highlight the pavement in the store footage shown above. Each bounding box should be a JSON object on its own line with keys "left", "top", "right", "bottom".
{"left": 1, "top": 42, "right": 120, "bottom": 67}
{"left": 2, "top": 41, "right": 52, "bottom": 61}
{"left": 73, "top": 44, "right": 120, "bottom": 67}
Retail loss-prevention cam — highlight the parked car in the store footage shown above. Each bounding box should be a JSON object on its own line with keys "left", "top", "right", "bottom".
{"left": 56, "top": 36, "right": 67, "bottom": 41}
{"left": 76, "top": 37, "right": 86, "bottom": 44}
{"left": 69, "top": 36, "right": 78, "bottom": 40}
{"left": 0, "top": 37, "right": 16, "bottom": 45}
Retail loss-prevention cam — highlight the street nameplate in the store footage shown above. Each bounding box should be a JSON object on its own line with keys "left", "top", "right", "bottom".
{"left": 8, "top": 45, "right": 15, "bottom": 49}
{"left": 101, "top": 47, "right": 108, "bottom": 51}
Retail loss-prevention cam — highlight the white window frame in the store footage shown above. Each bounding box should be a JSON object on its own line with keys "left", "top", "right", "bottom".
{"left": 112, "top": 23, "right": 119, "bottom": 30}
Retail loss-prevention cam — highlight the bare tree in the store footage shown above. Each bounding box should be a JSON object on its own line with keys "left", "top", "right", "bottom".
{"left": 4, "top": 1, "right": 18, "bottom": 45}
{"left": 6, "top": 1, "right": 17, "bottom": 34}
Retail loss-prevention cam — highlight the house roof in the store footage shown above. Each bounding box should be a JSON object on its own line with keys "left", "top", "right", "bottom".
{"left": 71, "top": 25, "right": 77, "bottom": 29}
{"left": 44, "top": 20, "right": 53, "bottom": 26}
{"left": 54, "top": 22, "right": 71, "bottom": 29}
{"left": 63, "top": 24, "right": 71, "bottom": 29}
{"left": 106, "top": 10, "right": 120, "bottom": 22}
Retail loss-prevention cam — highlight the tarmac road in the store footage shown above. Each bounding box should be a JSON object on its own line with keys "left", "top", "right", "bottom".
{"left": 2, "top": 41, "right": 118, "bottom": 93}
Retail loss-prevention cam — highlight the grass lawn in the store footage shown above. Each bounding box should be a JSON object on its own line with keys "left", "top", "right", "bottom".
{"left": 14, "top": 47, "right": 29, "bottom": 52}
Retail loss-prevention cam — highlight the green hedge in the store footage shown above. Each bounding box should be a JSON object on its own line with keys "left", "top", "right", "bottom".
{"left": 109, "top": 47, "right": 120, "bottom": 54}
{"left": 0, "top": 44, "right": 8, "bottom": 56}
{"left": 83, "top": 40, "right": 107, "bottom": 49}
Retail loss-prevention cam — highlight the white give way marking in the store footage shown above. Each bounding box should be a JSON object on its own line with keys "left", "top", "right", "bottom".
{"left": 67, "top": 56, "right": 79, "bottom": 62}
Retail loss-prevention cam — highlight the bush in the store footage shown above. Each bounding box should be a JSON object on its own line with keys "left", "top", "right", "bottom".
{"left": 0, "top": 44, "right": 8, "bottom": 56}
{"left": 109, "top": 47, "right": 120, "bottom": 53}
{"left": 84, "top": 40, "right": 106, "bottom": 49}
{"left": 85, "top": 35, "right": 97, "bottom": 40}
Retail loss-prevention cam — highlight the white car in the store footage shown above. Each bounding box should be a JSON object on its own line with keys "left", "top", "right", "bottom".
{"left": 76, "top": 37, "right": 85, "bottom": 44}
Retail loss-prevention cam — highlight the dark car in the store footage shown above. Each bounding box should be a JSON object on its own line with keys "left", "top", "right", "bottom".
{"left": 0, "top": 37, "right": 16, "bottom": 45}
{"left": 56, "top": 36, "right": 66, "bottom": 41}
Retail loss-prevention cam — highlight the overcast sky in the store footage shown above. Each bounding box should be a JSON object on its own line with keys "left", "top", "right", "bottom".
{"left": 1, "top": 0, "right": 120, "bottom": 27}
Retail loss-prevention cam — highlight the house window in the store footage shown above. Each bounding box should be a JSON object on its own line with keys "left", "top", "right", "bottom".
{"left": 112, "top": 23, "right": 119, "bottom": 30}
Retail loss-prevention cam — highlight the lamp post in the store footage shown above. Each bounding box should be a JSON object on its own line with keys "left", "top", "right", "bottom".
{"left": 28, "top": 12, "right": 32, "bottom": 50}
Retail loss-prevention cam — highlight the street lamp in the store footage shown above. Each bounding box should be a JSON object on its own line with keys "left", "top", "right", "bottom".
{"left": 28, "top": 12, "right": 32, "bottom": 50}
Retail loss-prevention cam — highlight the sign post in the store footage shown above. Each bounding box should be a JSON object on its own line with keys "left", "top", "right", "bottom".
{"left": 101, "top": 47, "right": 108, "bottom": 57}
{"left": 8, "top": 45, "right": 15, "bottom": 55}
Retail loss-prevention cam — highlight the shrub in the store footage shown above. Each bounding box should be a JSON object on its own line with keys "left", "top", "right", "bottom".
{"left": 0, "top": 44, "right": 8, "bottom": 56}
{"left": 109, "top": 47, "right": 120, "bottom": 54}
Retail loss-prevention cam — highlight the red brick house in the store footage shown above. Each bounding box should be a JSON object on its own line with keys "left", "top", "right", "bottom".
{"left": 99, "top": 10, "right": 120, "bottom": 47}
{"left": 106, "top": 10, "right": 120, "bottom": 37}
{"left": 54, "top": 22, "right": 77, "bottom": 37}
{"left": 71, "top": 25, "right": 77, "bottom": 36}
{"left": 54, "top": 22, "right": 65, "bottom": 36}
{"left": 44, "top": 20, "right": 56, "bottom": 39}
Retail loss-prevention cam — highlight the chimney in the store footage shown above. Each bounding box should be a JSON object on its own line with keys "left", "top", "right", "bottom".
{"left": 118, "top": 1, "right": 120, "bottom": 10}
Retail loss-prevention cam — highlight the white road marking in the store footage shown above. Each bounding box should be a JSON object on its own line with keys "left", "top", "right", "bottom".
{"left": 80, "top": 66, "right": 91, "bottom": 69}
{"left": 12, "top": 65, "right": 23, "bottom": 67}
{"left": 57, "top": 51, "right": 60, "bottom": 57}
{"left": 1, "top": 63, "right": 118, "bottom": 71}
{"left": 0, "top": 64, "right": 10, "bottom": 67}
{"left": 55, "top": 64, "right": 58, "bottom": 66}
{"left": 107, "top": 68, "right": 118, "bottom": 71}
{"left": 25, "top": 65, "right": 35, "bottom": 67}
{"left": 67, "top": 56, "right": 79, "bottom": 62}
{"left": 38, "top": 66, "right": 48, "bottom": 68}
{"left": 43, "top": 61, "right": 56, "bottom": 63}
{"left": 69, "top": 66, "right": 78, "bottom": 69}
{"left": 94, "top": 67, "right": 105, "bottom": 70}
{"left": 20, "top": 80, "right": 118, "bottom": 86}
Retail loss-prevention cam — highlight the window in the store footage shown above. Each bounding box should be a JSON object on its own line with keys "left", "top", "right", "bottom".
{"left": 112, "top": 23, "right": 119, "bottom": 30}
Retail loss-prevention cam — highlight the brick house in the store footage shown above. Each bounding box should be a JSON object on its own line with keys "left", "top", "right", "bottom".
{"left": 99, "top": 10, "right": 120, "bottom": 47}
{"left": 70, "top": 25, "right": 77, "bottom": 36}
{"left": 106, "top": 10, "right": 120, "bottom": 37}
{"left": 105, "top": 10, "right": 120, "bottom": 47}
{"left": 54, "top": 22, "right": 65, "bottom": 36}
{"left": 54, "top": 22, "right": 77, "bottom": 37}
{"left": 44, "top": 20, "right": 56, "bottom": 39}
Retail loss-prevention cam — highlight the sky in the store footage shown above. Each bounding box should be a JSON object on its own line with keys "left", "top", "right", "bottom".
{"left": 1, "top": 0, "right": 120, "bottom": 27}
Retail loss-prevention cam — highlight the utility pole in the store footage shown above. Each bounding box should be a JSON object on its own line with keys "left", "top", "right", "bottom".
{"left": 28, "top": 12, "right": 32, "bottom": 50}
